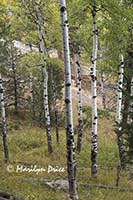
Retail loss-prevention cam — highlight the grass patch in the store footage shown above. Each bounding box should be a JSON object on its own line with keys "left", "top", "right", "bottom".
{"left": 0, "top": 114, "right": 133, "bottom": 199}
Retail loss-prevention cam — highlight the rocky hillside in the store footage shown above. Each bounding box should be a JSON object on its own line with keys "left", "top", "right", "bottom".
{"left": 71, "top": 63, "right": 117, "bottom": 109}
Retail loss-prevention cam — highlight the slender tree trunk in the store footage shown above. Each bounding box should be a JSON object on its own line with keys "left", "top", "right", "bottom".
{"left": 39, "top": 78, "right": 44, "bottom": 127}
{"left": 0, "top": 74, "right": 9, "bottom": 161}
{"left": 90, "top": 3, "right": 98, "bottom": 178}
{"left": 59, "top": 0, "right": 78, "bottom": 199}
{"left": 122, "top": 78, "right": 131, "bottom": 126}
{"left": 42, "top": 68, "right": 53, "bottom": 153}
{"left": 35, "top": 3, "right": 52, "bottom": 153}
{"left": 129, "top": 77, "right": 133, "bottom": 164}
{"left": 29, "top": 73, "right": 35, "bottom": 122}
{"left": 12, "top": 64, "right": 18, "bottom": 114}
{"left": 72, "top": 53, "right": 78, "bottom": 84}
{"left": 75, "top": 51, "right": 83, "bottom": 153}
{"left": 51, "top": 70, "right": 59, "bottom": 143}
{"left": 101, "top": 72, "right": 106, "bottom": 109}
{"left": 116, "top": 54, "right": 126, "bottom": 168}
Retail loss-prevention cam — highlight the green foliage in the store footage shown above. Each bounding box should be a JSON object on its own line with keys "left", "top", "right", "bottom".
{"left": 0, "top": 0, "right": 133, "bottom": 198}
{"left": 47, "top": 58, "right": 64, "bottom": 103}
{"left": 82, "top": 106, "right": 112, "bottom": 131}
{"left": 0, "top": 2, "right": 10, "bottom": 70}
{"left": 19, "top": 51, "right": 42, "bottom": 75}
{"left": 17, "top": 54, "right": 64, "bottom": 126}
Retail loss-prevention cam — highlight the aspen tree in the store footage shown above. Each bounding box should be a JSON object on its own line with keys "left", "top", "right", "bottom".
{"left": 75, "top": 46, "right": 83, "bottom": 153}
{"left": 116, "top": 54, "right": 126, "bottom": 168}
{"left": 59, "top": 0, "right": 78, "bottom": 199}
{"left": 129, "top": 77, "right": 133, "bottom": 164}
{"left": 101, "top": 72, "right": 106, "bottom": 109}
{"left": 90, "top": 1, "right": 98, "bottom": 178}
{"left": 21, "top": 0, "right": 52, "bottom": 153}
{"left": 34, "top": 1, "right": 52, "bottom": 153}
{"left": 0, "top": 74, "right": 9, "bottom": 161}
{"left": 29, "top": 73, "right": 35, "bottom": 122}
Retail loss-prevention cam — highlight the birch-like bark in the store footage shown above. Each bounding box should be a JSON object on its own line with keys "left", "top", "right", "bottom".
{"left": 72, "top": 53, "right": 78, "bottom": 84}
{"left": 129, "top": 77, "right": 133, "bottom": 164}
{"left": 39, "top": 77, "right": 44, "bottom": 127}
{"left": 29, "top": 73, "right": 35, "bottom": 122}
{"left": 116, "top": 54, "right": 126, "bottom": 168}
{"left": 0, "top": 74, "right": 9, "bottom": 161}
{"left": 101, "top": 72, "right": 106, "bottom": 109}
{"left": 51, "top": 70, "right": 59, "bottom": 143}
{"left": 90, "top": 3, "right": 98, "bottom": 178}
{"left": 75, "top": 51, "right": 83, "bottom": 153}
{"left": 59, "top": 0, "right": 78, "bottom": 199}
{"left": 122, "top": 78, "right": 131, "bottom": 127}
{"left": 130, "top": 77, "right": 133, "bottom": 123}
{"left": 35, "top": 2, "right": 52, "bottom": 153}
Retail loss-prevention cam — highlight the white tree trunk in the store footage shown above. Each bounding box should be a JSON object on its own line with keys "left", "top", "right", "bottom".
{"left": 101, "top": 72, "right": 106, "bottom": 109}
{"left": 75, "top": 52, "right": 83, "bottom": 153}
{"left": 0, "top": 74, "right": 9, "bottom": 161}
{"left": 59, "top": 0, "right": 78, "bottom": 199}
{"left": 35, "top": 3, "right": 52, "bottom": 153}
{"left": 90, "top": 4, "right": 98, "bottom": 178}
{"left": 116, "top": 54, "right": 126, "bottom": 168}
{"left": 129, "top": 77, "right": 133, "bottom": 164}
{"left": 130, "top": 77, "right": 133, "bottom": 123}
{"left": 29, "top": 73, "right": 35, "bottom": 122}
{"left": 116, "top": 54, "right": 124, "bottom": 125}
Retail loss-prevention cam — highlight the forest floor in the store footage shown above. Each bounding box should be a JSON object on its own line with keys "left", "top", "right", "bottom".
{"left": 0, "top": 111, "right": 133, "bottom": 200}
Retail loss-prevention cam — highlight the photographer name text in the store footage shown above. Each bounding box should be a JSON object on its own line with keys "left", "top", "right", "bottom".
{"left": 7, "top": 164, "right": 66, "bottom": 175}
